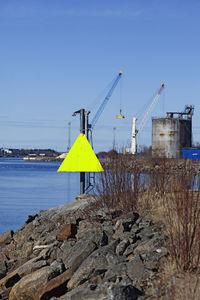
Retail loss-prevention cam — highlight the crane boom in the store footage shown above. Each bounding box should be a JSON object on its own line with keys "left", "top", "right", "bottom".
{"left": 130, "top": 82, "right": 165, "bottom": 154}
{"left": 137, "top": 83, "right": 165, "bottom": 134}
{"left": 90, "top": 71, "right": 123, "bottom": 130}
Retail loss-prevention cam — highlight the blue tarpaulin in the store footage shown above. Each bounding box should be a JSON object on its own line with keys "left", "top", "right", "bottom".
{"left": 182, "top": 149, "right": 200, "bottom": 160}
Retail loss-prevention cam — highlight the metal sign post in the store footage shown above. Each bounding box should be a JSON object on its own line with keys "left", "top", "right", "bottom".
{"left": 72, "top": 109, "right": 90, "bottom": 194}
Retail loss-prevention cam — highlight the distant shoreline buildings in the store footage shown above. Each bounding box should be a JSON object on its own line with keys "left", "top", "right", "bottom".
{"left": 0, "top": 148, "right": 59, "bottom": 157}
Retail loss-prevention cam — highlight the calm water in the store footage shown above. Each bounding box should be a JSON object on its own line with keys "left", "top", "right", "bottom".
{"left": 0, "top": 157, "right": 80, "bottom": 236}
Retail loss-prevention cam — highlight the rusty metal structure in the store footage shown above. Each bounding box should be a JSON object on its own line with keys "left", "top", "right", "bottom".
{"left": 152, "top": 105, "right": 194, "bottom": 158}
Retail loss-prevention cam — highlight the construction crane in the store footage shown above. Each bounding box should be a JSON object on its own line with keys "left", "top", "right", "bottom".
{"left": 130, "top": 82, "right": 165, "bottom": 154}
{"left": 89, "top": 71, "right": 123, "bottom": 131}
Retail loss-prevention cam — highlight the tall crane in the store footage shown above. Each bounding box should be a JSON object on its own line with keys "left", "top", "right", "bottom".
{"left": 87, "top": 71, "right": 123, "bottom": 146}
{"left": 89, "top": 71, "right": 123, "bottom": 131}
{"left": 130, "top": 82, "right": 165, "bottom": 154}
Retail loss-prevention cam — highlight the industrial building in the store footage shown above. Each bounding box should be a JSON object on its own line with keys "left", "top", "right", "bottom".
{"left": 152, "top": 106, "right": 194, "bottom": 158}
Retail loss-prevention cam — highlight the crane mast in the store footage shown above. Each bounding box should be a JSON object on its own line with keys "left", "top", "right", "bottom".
{"left": 131, "top": 83, "right": 165, "bottom": 155}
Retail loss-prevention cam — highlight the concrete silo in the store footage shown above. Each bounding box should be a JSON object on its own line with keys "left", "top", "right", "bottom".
{"left": 152, "top": 106, "right": 194, "bottom": 158}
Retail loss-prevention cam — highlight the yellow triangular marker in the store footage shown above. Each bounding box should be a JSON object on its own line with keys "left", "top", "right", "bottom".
{"left": 57, "top": 133, "right": 104, "bottom": 172}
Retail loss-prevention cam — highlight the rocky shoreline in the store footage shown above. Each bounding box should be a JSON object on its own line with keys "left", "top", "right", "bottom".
{"left": 0, "top": 195, "right": 168, "bottom": 300}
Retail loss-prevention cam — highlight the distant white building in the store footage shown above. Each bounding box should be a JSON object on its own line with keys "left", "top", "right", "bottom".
{"left": 3, "top": 148, "right": 13, "bottom": 154}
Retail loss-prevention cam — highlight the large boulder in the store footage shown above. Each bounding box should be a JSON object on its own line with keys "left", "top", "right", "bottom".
{"left": 54, "top": 283, "right": 144, "bottom": 300}
{"left": 0, "top": 230, "right": 14, "bottom": 246}
{"left": 9, "top": 262, "right": 63, "bottom": 300}
{"left": 62, "top": 238, "right": 97, "bottom": 272}
{"left": 67, "top": 245, "right": 115, "bottom": 290}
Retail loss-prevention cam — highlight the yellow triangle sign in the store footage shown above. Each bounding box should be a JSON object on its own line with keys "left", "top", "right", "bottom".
{"left": 57, "top": 133, "right": 104, "bottom": 172}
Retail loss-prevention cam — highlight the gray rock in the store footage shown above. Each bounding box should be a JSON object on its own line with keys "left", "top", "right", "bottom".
{"left": 0, "top": 230, "right": 14, "bottom": 246}
{"left": 138, "top": 219, "right": 152, "bottom": 229}
{"left": 123, "top": 244, "right": 135, "bottom": 257}
{"left": 21, "top": 241, "right": 33, "bottom": 258}
{"left": 0, "top": 253, "right": 7, "bottom": 279}
{"left": 102, "top": 220, "right": 114, "bottom": 243}
{"left": 130, "top": 224, "right": 141, "bottom": 235}
{"left": 116, "top": 239, "right": 130, "bottom": 256}
{"left": 60, "top": 240, "right": 76, "bottom": 264}
{"left": 9, "top": 264, "right": 63, "bottom": 300}
{"left": 18, "top": 259, "right": 48, "bottom": 277}
{"left": 143, "top": 247, "right": 168, "bottom": 271}
{"left": 58, "top": 283, "right": 144, "bottom": 300}
{"left": 136, "top": 227, "right": 154, "bottom": 241}
{"left": 109, "top": 262, "right": 127, "bottom": 278}
{"left": 59, "top": 283, "right": 109, "bottom": 299}
{"left": 127, "top": 254, "right": 145, "bottom": 280}
{"left": 63, "top": 237, "right": 96, "bottom": 272}
{"left": 32, "top": 219, "right": 40, "bottom": 226}
{"left": 114, "top": 218, "right": 135, "bottom": 232}
{"left": 67, "top": 246, "right": 115, "bottom": 290}
{"left": 111, "top": 284, "right": 144, "bottom": 300}
{"left": 134, "top": 236, "right": 163, "bottom": 255}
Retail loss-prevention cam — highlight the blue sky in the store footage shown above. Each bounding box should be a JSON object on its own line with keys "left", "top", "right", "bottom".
{"left": 0, "top": 0, "right": 200, "bottom": 152}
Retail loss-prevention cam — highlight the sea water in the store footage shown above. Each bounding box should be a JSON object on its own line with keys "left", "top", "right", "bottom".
{"left": 0, "top": 157, "right": 80, "bottom": 236}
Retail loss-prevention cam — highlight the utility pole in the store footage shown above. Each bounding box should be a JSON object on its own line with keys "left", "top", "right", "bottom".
{"left": 67, "top": 122, "right": 71, "bottom": 152}
{"left": 113, "top": 127, "right": 116, "bottom": 149}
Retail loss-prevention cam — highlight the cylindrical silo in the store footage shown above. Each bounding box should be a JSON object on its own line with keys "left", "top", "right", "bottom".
{"left": 152, "top": 118, "right": 192, "bottom": 158}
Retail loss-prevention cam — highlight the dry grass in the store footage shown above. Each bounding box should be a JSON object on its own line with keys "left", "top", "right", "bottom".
{"left": 146, "top": 259, "right": 200, "bottom": 300}
{"left": 91, "top": 155, "right": 146, "bottom": 214}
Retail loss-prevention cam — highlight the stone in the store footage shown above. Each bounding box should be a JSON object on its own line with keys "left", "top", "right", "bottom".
{"left": 123, "top": 244, "right": 135, "bottom": 257}
{"left": 42, "top": 233, "right": 57, "bottom": 244}
{"left": 134, "top": 238, "right": 158, "bottom": 255}
{"left": 37, "top": 270, "right": 72, "bottom": 300}
{"left": 111, "top": 284, "right": 144, "bottom": 300}
{"left": 112, "top": 223, "right": 124, "bottom": 240}
{"left": 76, "top": 222, "right": 108, "bottom": 247}
{"left": 59, "top": 283, "right": 144, "bottom": 300}
{"left": 25, "top": 214, "right": 38, "bottom": 224}
{"left": 127, "top": 254, "right": 145, "bottom": 280}
{"left": 114, "top": 213, "right": 139, "bottom": 232}
{"left": 138, "top": 219, "right": 152, "bottom": 229}
{"left": 44, "top": 244, "right": 63, "bottom": 261}
{"left": 108, "top": 262, "right": 127, "bottom": 279}
{"left": 21, "top": 241, "right": 34, "bottom": 258}
{"left": 136, "top": 227, "right": 154, "bottom": 241}
{"left": 0, "top": 256, "right": 43, "bottom": 293}
{"left": 59, "top": 282, "right": 109, "bottom": 300}
{"left": 102, "top": 220, "right": 114, "bottom": 243}
{"left": 63, "top": 237, "right": 97, "bottom": 272}
{"left": 67, "top": 246, "right": 114, "bottom": 290}
{"left": 130, "top": 224, "right": 141, "bottom": 235}
{"left": 0, "top": 230, "right": 14, "bottom": 246}
{"left": 0, "top": 253, "right": 8, "bottom": 279}
{"left": 18, "top": 259, "right": 48, "bottom": 277}
{"left": 116, "top": 239, "right": 130, "bottom": 256}
{"left": 9, "top": 263, "right": 63, "bottom": 300}
{"left": 57, "top": 224, "right": 77, "bottom": 242}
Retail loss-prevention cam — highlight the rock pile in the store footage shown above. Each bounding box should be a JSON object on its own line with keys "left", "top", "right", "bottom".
{"left": 0, "top": 195, "right": 167, "bottom": 299}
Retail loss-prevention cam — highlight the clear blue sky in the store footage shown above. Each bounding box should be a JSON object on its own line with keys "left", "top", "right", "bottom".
{"left": 0, "top": 0, "right": 200, "bottom": 152}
